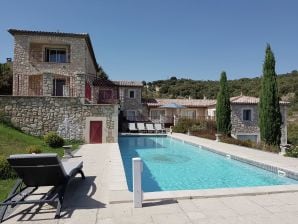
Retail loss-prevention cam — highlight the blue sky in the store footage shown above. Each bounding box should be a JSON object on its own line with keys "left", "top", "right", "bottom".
{"left": 0, "top": 0, "right": 297, "bottom": 81}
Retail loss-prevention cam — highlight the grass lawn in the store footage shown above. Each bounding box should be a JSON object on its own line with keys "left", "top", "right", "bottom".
{"left": 0, "top": 179, "right": 16, "bottom": 201}
{"left": 0, "top": 123, "right": 82, "bottom": 201}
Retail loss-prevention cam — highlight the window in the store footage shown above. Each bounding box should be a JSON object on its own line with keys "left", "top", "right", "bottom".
{"left": 243, "top": 109, "right": 252, "bottom": 121}
{"left": 28, "top": 75, "right": 42, "bottom": 96}
{"left": 45, "top": 48, "right": 67, "bottom": 63}
{"left": 53, "top": 79, "right": 66, "bottom": 96}
{"left": 127, "top": 110, "right": 137, "bottom": 121}
{"left": 181, "top": 110, "right": 196, "bottom": 119}
{"left": 150, "top": 110, "right": 165, "bottom": 119}
{"left": 128, "top": 90, "right": 136, "bottom": 98}
{"left": 99, "top": 90, "right": 112, "bottom": 100}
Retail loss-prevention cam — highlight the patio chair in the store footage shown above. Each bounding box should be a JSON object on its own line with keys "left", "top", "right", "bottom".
{"left": 155, "top": 123, "right": 166, "bottom": 133}
{"left": 136, "top": 123, "right": 146, "bottom": 133}
{"left": 145, "top": 123, "right": 155, "bottom": 133}
{"left": 0, "top": 153, "right": 85, "bottom": 222}
{"left": 128, "top": 123, "right": 138, "bottom": 132}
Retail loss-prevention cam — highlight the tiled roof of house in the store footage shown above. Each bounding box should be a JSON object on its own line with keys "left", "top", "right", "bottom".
{"left": 113, "top": 81, "right": 143, "bottom": 87}
{"left": 144, "top": 95, "right": 289, "bottom": 108}
{"left": 230, "top": 95, "right": 289, "bottom": 105}
{"left": 93, "top": 77, "right": 117, "bottom": 87}
{"left": 8, "top": 28, "right": 99, "bottom": 72}
{"left": 144, "top": 98, "right": 216, "bottom": 108}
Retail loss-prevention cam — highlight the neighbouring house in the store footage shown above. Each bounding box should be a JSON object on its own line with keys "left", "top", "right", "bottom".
{"left": 143, "top": 96, "right": 288, "bottom": 145}
{"left": 113, "top": 81, "right": 145, "bottom": 121}
{"left": 144, "top": 98, "right": 216, "bottom": 125}
{"left": 228, "top": 95, "right": 288, "bottom": 145}
{"left": 0, "top": 29, "right": 118, "bottom": 143}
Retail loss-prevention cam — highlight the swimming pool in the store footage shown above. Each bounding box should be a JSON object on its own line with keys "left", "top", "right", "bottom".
{"left": 119, "top": 136, "right": 298, "bottom": 192}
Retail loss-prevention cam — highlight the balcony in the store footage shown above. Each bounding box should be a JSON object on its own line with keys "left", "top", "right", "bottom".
{"left": 29, "top": 50, "right": 70, "bottom": 63}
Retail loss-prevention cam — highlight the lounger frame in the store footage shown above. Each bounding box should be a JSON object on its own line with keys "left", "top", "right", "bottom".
{"left": 0, "top": 155, "right": 85, "bottom": 223}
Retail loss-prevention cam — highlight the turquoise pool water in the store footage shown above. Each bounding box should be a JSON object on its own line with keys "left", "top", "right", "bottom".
{"left": 119, "top": 136, "right": 298, "bottom": 192}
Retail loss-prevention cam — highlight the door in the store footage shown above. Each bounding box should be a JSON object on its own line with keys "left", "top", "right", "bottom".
{"left": 90, "top": 121, "right": 102, "bottom": 143}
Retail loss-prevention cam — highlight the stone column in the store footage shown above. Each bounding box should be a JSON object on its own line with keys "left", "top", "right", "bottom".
{"left": 75, "top": 74, "right": 86, "bottom": 98}
{"left": 43, "top": 73, "right": 53, "bottom": 96}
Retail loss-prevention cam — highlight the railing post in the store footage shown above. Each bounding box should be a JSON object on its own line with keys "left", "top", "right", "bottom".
{"left": 133, "top": 158, "right": 143, "bottom": 208}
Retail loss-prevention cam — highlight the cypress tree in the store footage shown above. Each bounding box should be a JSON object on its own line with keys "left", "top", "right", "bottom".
{"left": 259, "top": 44, "right": 282, "bottom": 146}
{"left": 216, "top": 71, "right": 231, "bottom": 135}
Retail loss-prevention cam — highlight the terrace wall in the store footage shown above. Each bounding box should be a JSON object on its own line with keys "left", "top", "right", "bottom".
{"left": 0, "top": 96, "right": 118, "bottom": 143}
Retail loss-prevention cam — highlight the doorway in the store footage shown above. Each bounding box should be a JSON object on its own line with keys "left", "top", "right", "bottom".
{"left": 89, "top": 121, "right": 102, "bottom": 143}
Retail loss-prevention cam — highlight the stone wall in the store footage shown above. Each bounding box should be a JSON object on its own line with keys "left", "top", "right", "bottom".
{"left": 119, "top": 87, "right": 143, "bottom": 117}
{"left": 12, "top": 34, "right": 97, "bottom": 98}
{"left": 0, "top": 96, "right": 118, "bottom": 143}
{"left": 231, "top": 104, "right": 287, "bottom": 145}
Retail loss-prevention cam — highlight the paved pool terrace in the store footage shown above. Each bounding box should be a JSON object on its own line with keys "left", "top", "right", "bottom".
{"left": 110, "top": 133, "right": 298, "bottom": 203}
{"left": 3, "top": 133, "right": 298, "bottom": 223}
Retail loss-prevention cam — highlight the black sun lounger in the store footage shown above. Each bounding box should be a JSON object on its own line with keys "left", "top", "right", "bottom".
{"left": 0, "top": 153, "right": 85, "bottom": 223}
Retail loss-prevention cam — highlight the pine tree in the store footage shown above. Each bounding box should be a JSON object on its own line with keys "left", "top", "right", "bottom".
{"left": 259, "top": 44, "right": 282, "bottom": 146}
{"left": 216, "top": 71, "right": 231, "bottom": 135}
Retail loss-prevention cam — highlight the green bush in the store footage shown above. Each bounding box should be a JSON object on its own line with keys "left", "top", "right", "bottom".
{"left": 44, "top": 132, "right": 64, "bottom": 148}
{"left": 285, "top": 146, "right": 298, "bottom": 158}
{"left": 172, "top": 118, "right": 201, "bottom": 133}
{"left": 288, "top": 122, "right": 298, "bottom": 146}
{"left": 25, "top": 145, "right": 42, "bottom": 154}
{"left": 0, "top": 155, "right": 15, "bottom": 179}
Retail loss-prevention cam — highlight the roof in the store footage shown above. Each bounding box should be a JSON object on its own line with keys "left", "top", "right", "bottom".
{"left": 230, "top": 95, "right": 289, "bottom": 105}
{"left": 144, "top": 95, "right": 289, "bottom": 108}
{"left": 113, "top": 81, "right": 143, "bottom": 87}
{"left": 93, "top": 77, "right": 117, "bottom": 87}
{"left": 8, "top": 29, "right": 99, "bottom": 72}
{"left": 144, "top": 98, "right": 216, "bottom": 108}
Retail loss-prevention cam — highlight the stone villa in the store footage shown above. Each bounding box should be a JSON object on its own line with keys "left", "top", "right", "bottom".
{"left": 0, "top": 29, "right": 288, "bottom": 145}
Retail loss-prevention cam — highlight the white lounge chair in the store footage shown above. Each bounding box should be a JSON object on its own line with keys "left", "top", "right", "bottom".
{"left": 155, "top": 123, "right": 166, "bottom": 133}
{"left": 146, "top": 123, "right": 155, "bottom": 133}
{"left": 128, "top": 123, "right": 138, "bottom": 132}
{"left": 136, "top": 123, "right": 146, "bottom": 133}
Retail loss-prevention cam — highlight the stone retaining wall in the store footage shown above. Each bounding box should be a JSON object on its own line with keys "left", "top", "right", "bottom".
{"left": 0, "top": 96, "right": 118, "bottom": 143}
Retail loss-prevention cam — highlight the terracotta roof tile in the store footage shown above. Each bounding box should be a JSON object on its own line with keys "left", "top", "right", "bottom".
{"left": 113, "top": 81, "right": 143, "bottom": 87}
{"left": 230, "top": 95, "right": 289, "bottom": 105}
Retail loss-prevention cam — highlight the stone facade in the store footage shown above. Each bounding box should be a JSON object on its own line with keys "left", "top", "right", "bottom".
{"left": 119, "top": 86, "right": 144, "bottom": 119}
{"left": 10, "top": 30, "right": 97, "bottom": 100}
{"left": 0, "top": 96, "right": 118, "bottom": 143}
{"left": 231, "top": 104, "right": 287, "bottom": 145}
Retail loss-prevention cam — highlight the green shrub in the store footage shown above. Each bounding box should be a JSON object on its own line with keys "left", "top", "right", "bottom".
{"left": 285, "top": 146, "right": 298, "bottom": 158}
{"left": 0, "top": 155, "right": 15, "bottom": 179}
{"left": 288, "top": 122, "right": 298, "bottom": 146}
{"left": 44, "top": 132, "right": 64, "bottom": 148}
{"left": 172, "top": 118, "right": 201, "bottom": 133}
{"left": 25, "top": 145, "right": 42, "bottom": 154}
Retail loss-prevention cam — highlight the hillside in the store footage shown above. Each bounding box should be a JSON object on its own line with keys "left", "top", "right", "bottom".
{"left": 143, "top": 71, "right": 298, "bottom": 101}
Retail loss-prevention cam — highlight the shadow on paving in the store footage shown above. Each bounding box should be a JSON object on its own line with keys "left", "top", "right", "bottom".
{"left": 3, "top": 176, "right": 106, "bottom": 223}
{"left": 142, "top": 199, "right": 178, "bottom": 207}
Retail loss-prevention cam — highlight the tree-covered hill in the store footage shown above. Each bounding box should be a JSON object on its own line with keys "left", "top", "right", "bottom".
{"left": 143, "top": 70, "right": 298, "bottom": 100}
